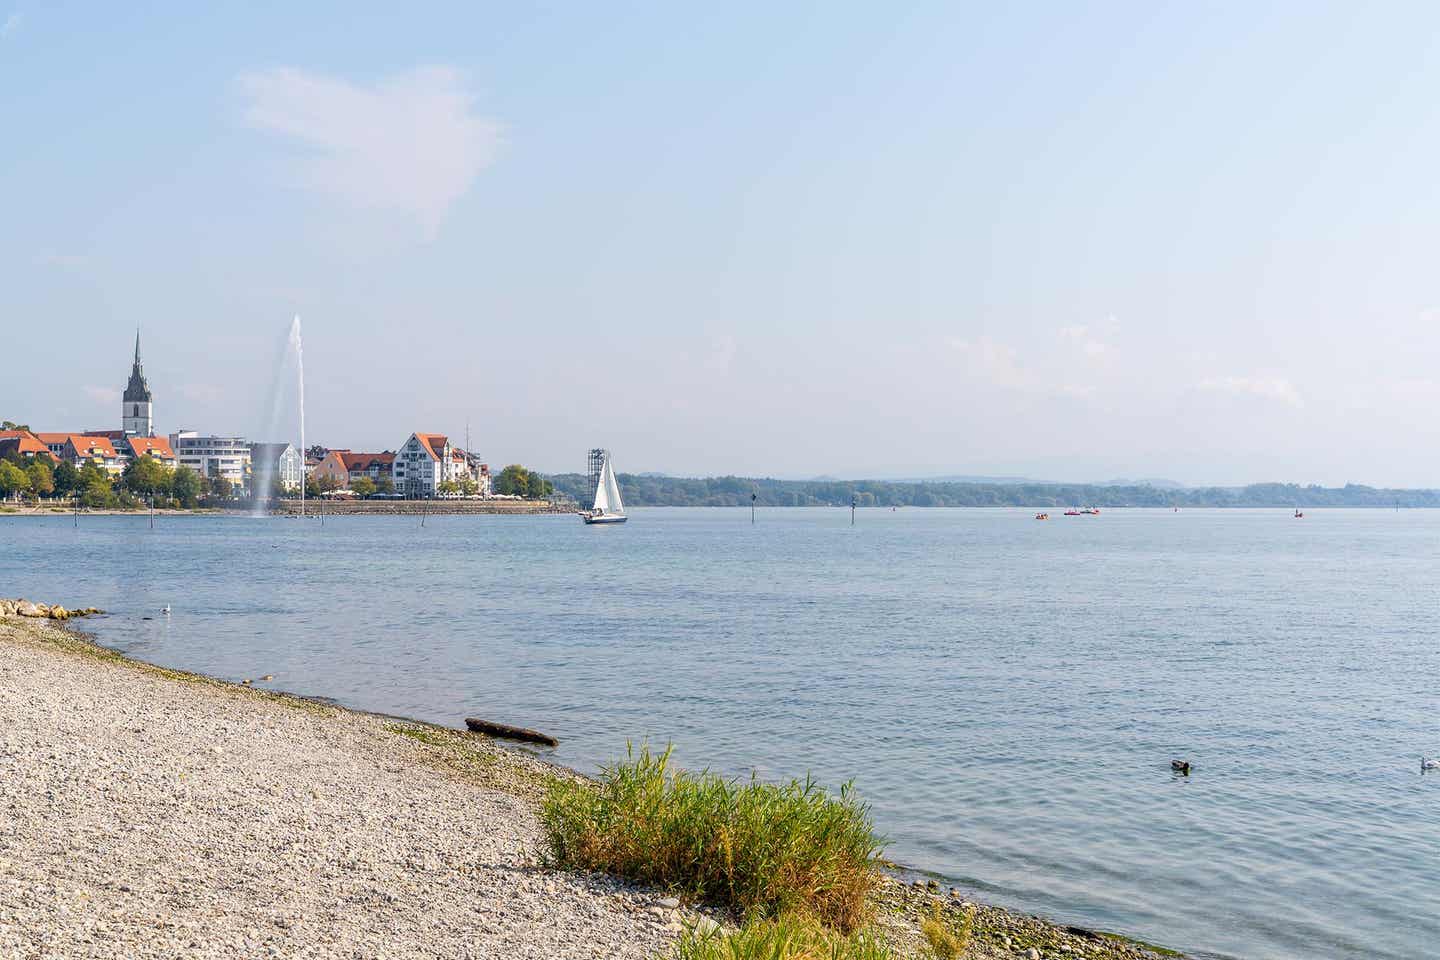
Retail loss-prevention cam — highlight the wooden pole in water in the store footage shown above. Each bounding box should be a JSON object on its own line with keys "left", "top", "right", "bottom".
{"left": 851, "top": 494, "right": 857, "bottom": 526}
{"left": 751, "top": 490, "right": 757, "bottom": 525}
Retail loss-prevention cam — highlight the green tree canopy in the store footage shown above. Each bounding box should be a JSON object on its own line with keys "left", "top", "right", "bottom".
{"left": 0, "top": 460, "right": 29, "bottom": 498}
{"left": 52, "top": 460, "right": 80, "bottom": 496}
{"left": 494, "top": 464, "right": 532, "bottom": 498}
{"left": 350, "top": 476, "right": 376, "bottom": 498}
{"left": 210, "top": 476, "right": 234, "bottom": 499}
{"left": 123, "top": 455, "right": 172, "bottom": 498}
{"left": 26, "top": 460, "right": 54, "bottom": 498}
{"left": 171, "top": 466, "right": 202, "bottom": 507}
{"left": 374, "top": 475, "right": 395, "bottom": 495}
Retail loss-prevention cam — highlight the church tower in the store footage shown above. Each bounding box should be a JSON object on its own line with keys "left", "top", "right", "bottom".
{"left": 122, "top": 331, "right": 154, "bottom": 437}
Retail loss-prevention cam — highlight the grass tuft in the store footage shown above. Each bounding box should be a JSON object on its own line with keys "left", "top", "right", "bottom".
{"left": 919, "top": 900, "right": 974, "bottom": 959}
{"left": 541, "top": 743, "right": 884, "bottom": 932}
{"left": 674, "top": 912, "right": 894, "bottom": 960}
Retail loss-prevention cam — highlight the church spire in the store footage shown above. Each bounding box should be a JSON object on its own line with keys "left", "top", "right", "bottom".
{"left": 134, "top": 328, "right": 141, "bottom": 365}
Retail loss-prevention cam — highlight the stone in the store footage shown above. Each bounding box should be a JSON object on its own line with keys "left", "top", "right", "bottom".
{"left": 692, "top": 916, "right": 720, "bottom": 937}
{"left": 17, "top": 602, "right": 41, "bottom": 618}
{"left": 1027, "top": 949, "right": 1041, "bottom": 960}
{"left": 50, "top": 607, "right": 68, "bottom": 620}
{"left": 654, "top": 897, "right": 679, "bottom": 910}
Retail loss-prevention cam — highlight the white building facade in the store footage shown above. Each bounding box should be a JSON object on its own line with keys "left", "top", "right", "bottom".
{"left": 393, "top": 433, "right": 473, "bottom": 498}
{"left": 170, "top": 432, "right": 251, "bottom": 488}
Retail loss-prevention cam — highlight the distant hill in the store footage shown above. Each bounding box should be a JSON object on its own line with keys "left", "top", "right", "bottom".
{"left": 545, "top": 473, "right": 1440, "bottom": 508}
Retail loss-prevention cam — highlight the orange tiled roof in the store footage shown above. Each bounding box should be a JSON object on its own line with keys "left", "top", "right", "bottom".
{"left": 0, "top": 432, "right": 57, "bottom": 462}
{"left": 67, "top": 435, "right": 118, "bottom": 458}
{"left": 33, "top": 432, "right": 73, "bottom": 445}
{"left": 126, "top": 436, "right": 174, "bottom": 458}
{"left": 339, "top": 452, "right": 395, "bottom": 471}
{"left": 414, "top": 433, "right": 448, "bottom": 461}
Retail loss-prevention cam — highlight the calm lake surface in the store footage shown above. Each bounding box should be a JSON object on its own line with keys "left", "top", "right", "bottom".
{"left": 5, "top": 507, "right": 1438, "bottom": 959}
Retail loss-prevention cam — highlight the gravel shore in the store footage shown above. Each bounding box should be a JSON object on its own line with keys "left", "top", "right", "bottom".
{"left": 0, "top": 616, "right": 680, "bottom": 959}
{"left": 0, "top": 611, "right": 1187, "bottom": 960}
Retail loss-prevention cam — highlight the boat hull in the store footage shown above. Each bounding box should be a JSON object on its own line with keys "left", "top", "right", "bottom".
{"left": 583, "top": 514, "right": 627, "bottom": 525}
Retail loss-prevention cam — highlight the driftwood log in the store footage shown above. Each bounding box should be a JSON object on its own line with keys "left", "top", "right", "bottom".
{"left": 464, "top": 717, "right": 559, "bottom": 747}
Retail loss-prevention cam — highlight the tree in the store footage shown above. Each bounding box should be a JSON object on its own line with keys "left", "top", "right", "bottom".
{"left": 458, "top": 478, "right": 478, "bottom": 497}
{"left": 78, "top": 464, "right": 115, "bottom": 508}
{"left": 210, "top": 476, "right": 234, "bottom": 499}
{"left": 494, "top": 464, "right": 530, "bottom": 498}
{"left": 350, "top": 476, "right": 376, "bottom": 498}
{"left": 171, "top": 466, "right": 202, "bottom": 508}
{"left": 0, "top": 460, "right": 28, "bottom": 499}
{"left": 1, "top": 421, "right": 30, "bottom": 432}
{"left": 52, "top": 460, "right": 80, "bottom": 496}
{"left": 374, "top": 475, "right": 395, "bottom": 495}
{"left": 436, "top": 480, "right": 459, "bottom": 497}
{"left": 26, "top": 461, "right": 54, "bottom": 499}
{"left": 123, "top": 455, "right": 171, "bottom": 499}
{"left": 306, "top": 472, "right": 340, "bottom": 498}
{"left": 306, "top": 445, "right": 328, "bottom": 462}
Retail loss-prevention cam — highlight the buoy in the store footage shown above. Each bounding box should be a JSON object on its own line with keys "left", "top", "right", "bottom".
{"left": 1171, "top": 760, "right": 1191, "bottom": 775}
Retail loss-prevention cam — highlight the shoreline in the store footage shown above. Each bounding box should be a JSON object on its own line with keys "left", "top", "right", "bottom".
{"left": 0, "top": 607, "right": 1189, "bottom": 959}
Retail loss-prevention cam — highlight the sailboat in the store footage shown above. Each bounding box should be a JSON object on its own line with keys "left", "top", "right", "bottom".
{"left": 583, "top": 454, "right": 627, "bottom": 525}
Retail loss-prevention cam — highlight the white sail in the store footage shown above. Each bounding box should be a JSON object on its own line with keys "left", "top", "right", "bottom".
{"left": 602, "top": 457, "right": 625, "bottom": 516}
{"left": 592, "top": 458, "right": 614, "bottom": 514}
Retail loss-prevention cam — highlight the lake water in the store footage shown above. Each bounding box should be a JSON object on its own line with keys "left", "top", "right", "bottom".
{"left": 4, "top": 507, "right": 1437, "bottom": 959}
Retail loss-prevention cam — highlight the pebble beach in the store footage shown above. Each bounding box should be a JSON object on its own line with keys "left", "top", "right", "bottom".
{"left": 0, "top": 605, "right": 1185, "bottom": 960}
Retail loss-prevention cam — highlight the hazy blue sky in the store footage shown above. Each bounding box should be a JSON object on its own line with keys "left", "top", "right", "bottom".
{"left": 4, "top": 3, "right": 1440, "bottom": 485}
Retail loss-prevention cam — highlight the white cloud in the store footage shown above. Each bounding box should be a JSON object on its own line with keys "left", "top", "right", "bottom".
{"left": 1, "top": 13, "right": 21, "bottom": 38}
{"left": 1198, "top": 375, "right": 1303, "bottom": 408}
{"left": 237, "top": 65, "right": 502, "bottom": 234}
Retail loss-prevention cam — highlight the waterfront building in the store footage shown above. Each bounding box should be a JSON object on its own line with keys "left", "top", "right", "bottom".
{"left": 312, "top": 450, "right": 395, "bottom": 488}
{"left": 121, "top": 435, "right": 176, "bottom": 468}
{"left": 169, "top": 431, "right": 251, "bottom": 487}
{"left": 58, "top": 435, "right": 124, "bottom": 475}
{"left": 250, "top": 443, "right": 304, "bottom": 493}
{"left": 392, "top": 433, "right": 474, "bottom": 498}
{"left": 122, "top": 332, "right": 154, "bottom": 438}
{"left": 0, "top": 430, "right": 58, "bottom": 464}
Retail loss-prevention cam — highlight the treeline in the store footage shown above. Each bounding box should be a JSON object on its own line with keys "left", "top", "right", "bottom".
{"left": 0, "top": 454, "right": 212, "bottom": 509}
{"left": 545, "top": 473, "right": 1440, "bottom": 508}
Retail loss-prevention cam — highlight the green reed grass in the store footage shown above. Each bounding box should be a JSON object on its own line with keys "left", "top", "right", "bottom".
{"left": 674, "top": 912, "right": 894, "bottom": 960}
{"left": 541, "top": 744, "right": 885, "bottom": 932}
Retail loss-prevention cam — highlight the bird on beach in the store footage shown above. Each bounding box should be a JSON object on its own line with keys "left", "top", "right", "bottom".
{"left": 1171, "top": 760, "right": 1191, "bottom": 775}
{"left": 160, "top": 605, "right": 171, "bottom": 615}
{"left": 1422, "top": 757, "right": 1439, "bottom": 773}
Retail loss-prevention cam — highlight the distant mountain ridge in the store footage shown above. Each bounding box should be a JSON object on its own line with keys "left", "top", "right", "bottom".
{"left": 546, "top": 473, "right": 1440, "bottom": 508}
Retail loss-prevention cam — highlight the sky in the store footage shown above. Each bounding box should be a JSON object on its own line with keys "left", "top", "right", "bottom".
{"left": 4, "top": 2, "right": 1440, "bottom": 486}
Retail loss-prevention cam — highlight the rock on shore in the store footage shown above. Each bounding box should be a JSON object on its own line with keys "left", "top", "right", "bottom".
{"left": 0, "top": 598, "right": 102, "bottom": 620}
{"left": 0, "top": 617, "right": 677, "bottom": 959}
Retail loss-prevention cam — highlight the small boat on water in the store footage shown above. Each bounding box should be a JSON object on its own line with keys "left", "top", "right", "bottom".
{"left": 582, "top": 453, "right": 627, "bottom": 525}
{"left": 1080, "top": 507, "right": 1101, "bottom": 515}
{"left": 1034, "top": 512, "right": 1049, "bottom": 520}
{"left": 1294, "top": 508, "right": 1304, "bottom": 519}
{"left": 1063, "top": 508, "right": 1082, "bottom": 516}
